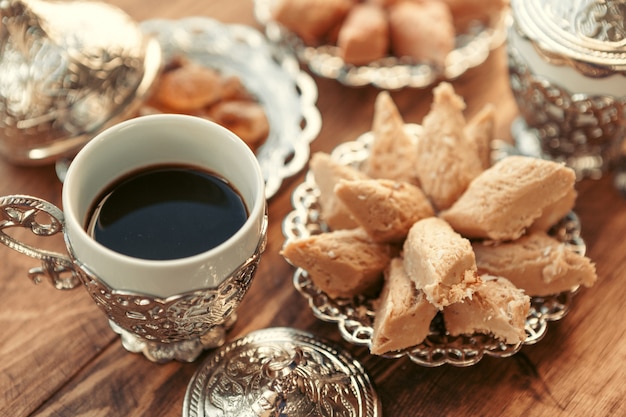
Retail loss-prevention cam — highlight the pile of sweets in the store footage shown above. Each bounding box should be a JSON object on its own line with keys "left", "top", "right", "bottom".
{"left": 271, "top": 0, "right": 506, "bottom": 66}
{"left": 282, "top": 83, "right": 597, "bottom": 355}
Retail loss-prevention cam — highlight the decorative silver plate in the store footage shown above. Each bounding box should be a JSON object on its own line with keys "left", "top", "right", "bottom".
{"left": 183, "top": 327, "right": 381, "bottom": 417}
{"left": 282, "top": 127, "right": 585, "bottom": 367}
{"left": 139, "top": 17, "right": 322, "bottom": 199}
{"left": 254, "top": 0, "right": 508, "bottom": 89}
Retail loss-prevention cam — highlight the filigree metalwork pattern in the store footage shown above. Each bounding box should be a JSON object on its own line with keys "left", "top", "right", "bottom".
{"left": 184, "top": 328, "right": 381, "bottom": 417}
{"left": 80, "top": 254, "right": 260, "bottom": 342}
{"left": 0, "top": 193, "right": 268, "bottom": 362}
{"left": 78, "top": 246, "right": 262, "bottom": 363}
{"left": 508, "top": 44, "right": 626, "bottom": 178}
{"left": 0, "top": 0, "right": 160, "bottom": 164}
{"left": 75, "top": 217, "right": 267, "bottom": 363}
{"left": 0, "top": 195, "right": 81, "bottom": 290}
{"left": 282, "top": 132, "right": 585, "bottom": 367}
{"left": 512, "top": 0, "right": 626, "bottom": 76}
{"left": 254, "top": 0, "right": 508, "bottom": 89}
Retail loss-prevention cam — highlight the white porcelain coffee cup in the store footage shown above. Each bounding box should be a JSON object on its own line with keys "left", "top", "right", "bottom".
{"left": 0, "top": 114, "right": 268, "bottom": 362}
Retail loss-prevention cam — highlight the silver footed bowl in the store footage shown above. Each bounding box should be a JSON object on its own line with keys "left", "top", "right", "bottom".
{"left": 138, "top": 17, "right": 322, "bottom": 199}
{"left": 282, "top": 126, "right": 585, "bottom": 367}
{"left": 255, "top": 0, "right": 508, "bottom": 90}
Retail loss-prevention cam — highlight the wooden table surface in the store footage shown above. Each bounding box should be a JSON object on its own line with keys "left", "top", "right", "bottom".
{"left": 1, "top": 1, "right": 625, "bottom": 416}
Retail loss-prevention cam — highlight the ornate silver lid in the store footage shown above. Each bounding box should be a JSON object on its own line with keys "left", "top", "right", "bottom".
{"left": 183, "top": 327, "right": 381, "bottom": 417}
{"left": 511, "top": 0, "right": 626, "bottom": 76}
{"left": 0, "top": 0, "right": 161, "bottom": 164}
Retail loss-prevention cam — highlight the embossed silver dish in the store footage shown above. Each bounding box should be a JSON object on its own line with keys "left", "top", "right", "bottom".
{"left": 282, "top": 127, "right": 585, "bottom": 367}
{"left": 138, "top": 17, "right": 321, "bottom": 199}
{"left": 183, "top": 327, "right": 381, "bottom": 417}
{"left": 254, "top": 0, "right": 508, "bottom": 89}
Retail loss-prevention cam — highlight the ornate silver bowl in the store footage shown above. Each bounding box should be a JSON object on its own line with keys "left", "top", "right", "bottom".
{"left": 282, "top": 127, "right": 585, "bottom": 367}
{"left": 138, "top": 17, "right": 322, "bottom": 199}
{"left": 255, "top": 0, "right": 508, "bottom": 89}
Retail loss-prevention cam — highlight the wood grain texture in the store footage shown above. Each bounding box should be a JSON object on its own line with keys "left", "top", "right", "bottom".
{"left": 1, "top": 1, "right": 624, "bottom": 416}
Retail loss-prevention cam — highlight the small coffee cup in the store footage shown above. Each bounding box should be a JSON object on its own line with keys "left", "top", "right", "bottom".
{"left": 0, "top": 114, "right": 267, "bottom": 362}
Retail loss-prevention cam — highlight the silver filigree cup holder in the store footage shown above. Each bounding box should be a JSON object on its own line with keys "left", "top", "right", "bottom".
{"left": 0, "top": 195, "right": 268, "bottom": 363}
{"left": 507, "top": 0, "right": 626, "bottom": 186}
{"left": 0, "top": 113, "right": 269, "bottom": 363}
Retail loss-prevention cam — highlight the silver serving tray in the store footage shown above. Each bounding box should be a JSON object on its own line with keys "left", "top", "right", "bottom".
{"left": 140, "top": 17, "right": 322, "bottom": 199}
{"left": 282, "top": 126, "right": 585, "bottom": 367}
{"left": 255, "top": 0, "right": 508, "bottom": 89}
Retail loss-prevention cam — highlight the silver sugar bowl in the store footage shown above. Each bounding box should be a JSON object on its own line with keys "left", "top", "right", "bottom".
{"left": 508, "top": 0, "right": 626, "bottom": 180}
{"left": 0, "top": 0, "right": 161, "bottom": 165}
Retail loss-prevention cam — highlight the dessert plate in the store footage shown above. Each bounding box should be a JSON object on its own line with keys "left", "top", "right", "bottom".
{"left": 140, "top": 17, "right": 322, "bottom": 199}
{"left": 282, "top": 126, "right": 585, "bottom": 367}
{"left": 255, "top": 0, "right": 508, "bottom": 90}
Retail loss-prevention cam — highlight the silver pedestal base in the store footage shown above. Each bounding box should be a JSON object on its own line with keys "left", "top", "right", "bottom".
{"left": 109, "top": 313, "right": 237, "bottom": 363}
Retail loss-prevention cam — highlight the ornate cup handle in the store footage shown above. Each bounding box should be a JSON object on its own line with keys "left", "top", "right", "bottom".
{"left": 0, "top": 195, "right": 82, "bottom": 290}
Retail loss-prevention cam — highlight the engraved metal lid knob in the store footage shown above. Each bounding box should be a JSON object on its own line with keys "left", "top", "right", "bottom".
{"left": 0, "top": 0, "right": 161, "bottom": 165}
{"left": 183, "top": 327, "right": 381, "bottom": 417}
{"left": 507, "top": 0, "right": 626, "bottom": 180}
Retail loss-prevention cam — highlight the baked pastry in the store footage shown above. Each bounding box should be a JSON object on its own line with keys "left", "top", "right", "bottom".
{"left": 206, "top": 100, "right": 269, "bottom": 151}
{"left": 363, "top": 91, "right": 419, "bottom": 185}
{"left": 530, "top": 188, "right": 577, "bottom": 233}
{"left": 217, "top": 74, "right": 256, "bottom": 102}
{"left": 271, "top": 0, "right": 355, "bottom": 46}
{"left": 440, "top": 155, "right": 577, "bottom": 241}
{"left": 281, "top": 228, "right": 393, "bottom": 299}
{"left": 144, "top": 56, "right": 270, "bottom": 151}
{"left": 403, "top": 217, "right": 480, "bottom": 309}
{"left": 443, "top": 274, "right": 530, "bottom": 345}
{"left": 371, "top": 258, "right": 438, "bottom": 355}
{"left": 415, "top": 82, "right": 484, "bottom": 210}
{"left": 338, "top": 3, "right": 389, "bottom": 65}
{"left": 388, "top": 1, "right": 455, "bottom": 68}
{"left": 150, "top": 58, "right": 222, "bottom": 111}
{"left": 334, "top": 178, "right": 434, "bottom": 243}
{"left": 309, "top": 152, "right": 368, "bottom": 230}
{"left": 283, "top": 78, "right": 597, "bottom": 355}
{"left": 472, "top": 231, "right": 598, "bottom": 296}
{"left": 464, "top": 103, "right": 496, "bottom": 170}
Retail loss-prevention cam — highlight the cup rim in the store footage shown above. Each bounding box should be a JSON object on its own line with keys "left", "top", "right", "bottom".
{"left": 62, "top": 114, "right": 266, "bottom": 269}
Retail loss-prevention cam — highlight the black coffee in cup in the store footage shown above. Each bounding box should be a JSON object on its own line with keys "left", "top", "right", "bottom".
{"left": 85, "top": 164, "right": 247, "bottom": 260}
